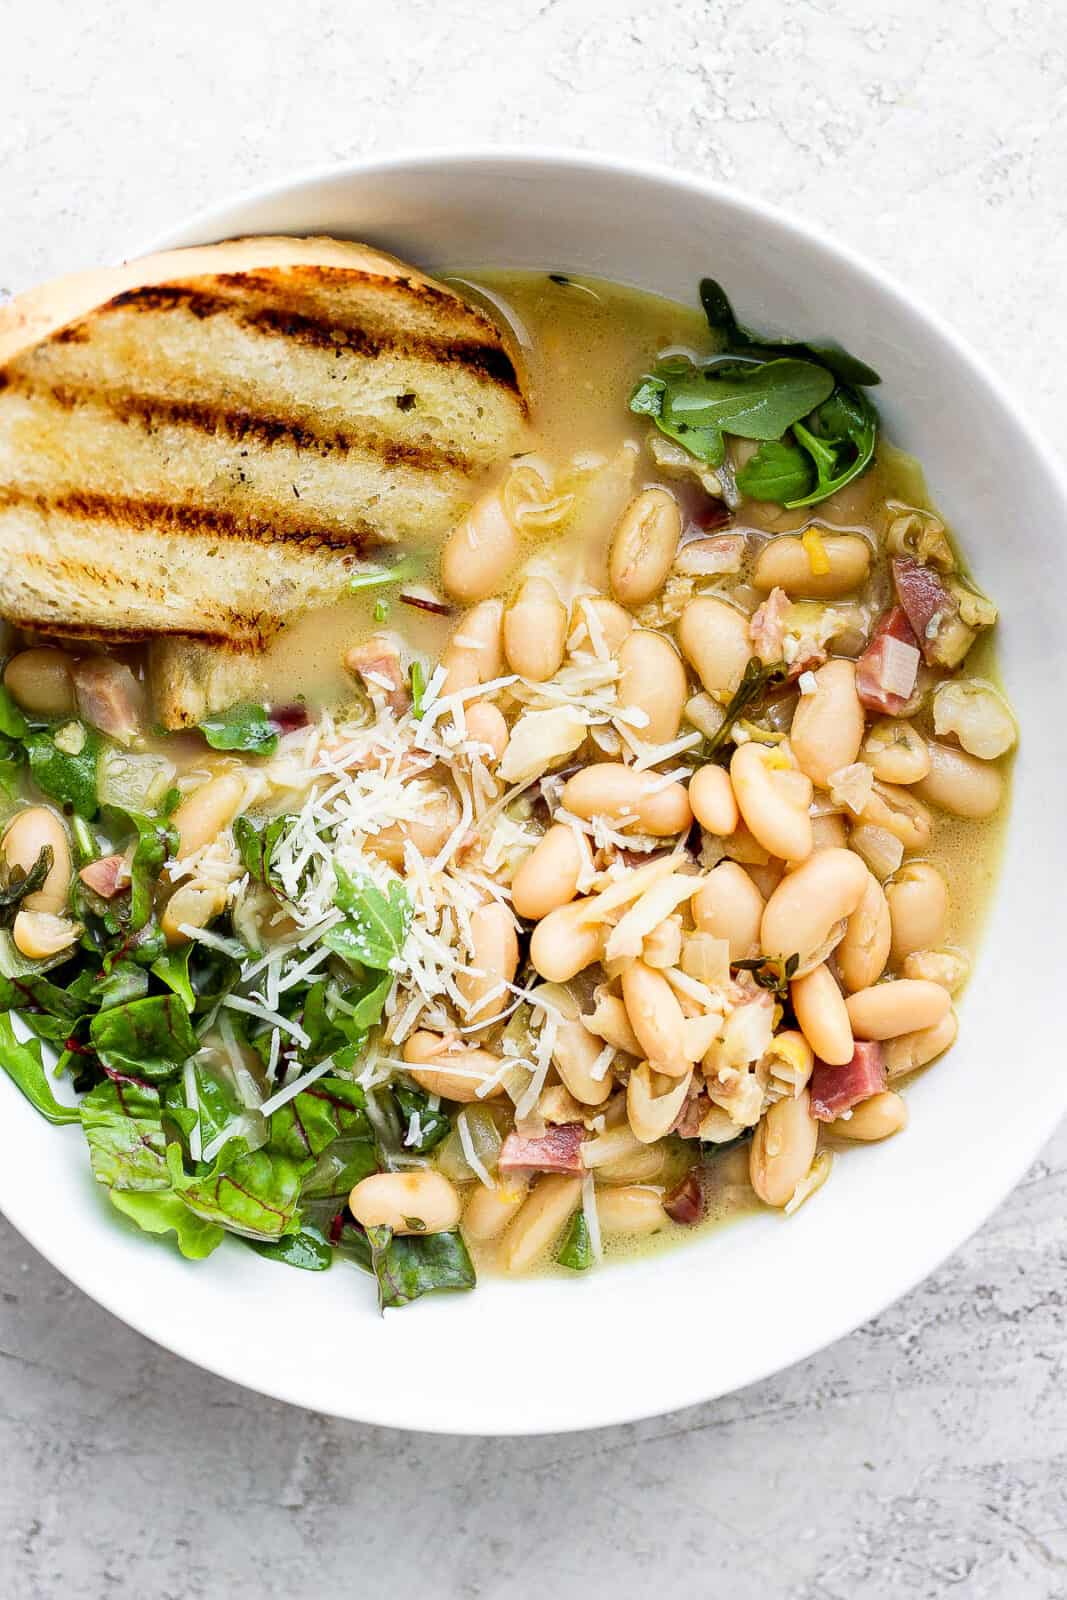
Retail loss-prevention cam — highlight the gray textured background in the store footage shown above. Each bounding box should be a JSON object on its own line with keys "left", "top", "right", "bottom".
{"left": 2, "top": 2, "right": 1066, "bottom": 1595}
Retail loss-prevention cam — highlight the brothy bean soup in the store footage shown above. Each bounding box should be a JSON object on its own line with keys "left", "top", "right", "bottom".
{"left": 0, "top": 269, "right": 1013, "bottom": 1306}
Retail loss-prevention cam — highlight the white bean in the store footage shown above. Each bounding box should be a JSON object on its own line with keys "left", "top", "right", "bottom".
{"left": 914, "top": 742, "right": 1004, "bottom": 819}
{"left": 677, "top": 596, "right": 752, "bottom": 699}
{"left": 749, "top": 1088, "right": 819, "bottom": 1206}
{"left": 846, "top": 979, "right": 951, "bottom": 1040}
{"left": 504, "top": 577, "right": 567, "bottom": 681}
{"left": 349, "top": 1171, "right": 461, "bottom": 1234}
{"left": 886, "top": 863, "right": 948, "bottom": 965}
{"left": 789, "top": 659, "right": 865, "bottom": 788}
{"left": 791, "top": 964, "right": 854, "bottom": 1065}
{"left": 609, "top": 488, "right": 681, "bottom": 604}
{"left": 617, "top": 629, "right": 688, "bottom": 745}
{"left": 730, "top": 743, "right": 813, "bottom": 862}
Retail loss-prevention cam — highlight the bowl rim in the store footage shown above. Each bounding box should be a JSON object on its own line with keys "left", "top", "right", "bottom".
{"left": 4, "top": 145, "right": 1066, "bottom": 1434}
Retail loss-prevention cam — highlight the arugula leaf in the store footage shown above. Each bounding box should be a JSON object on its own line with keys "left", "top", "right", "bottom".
{"left": 0, "top": 1013, "right": 80, "bottom": 1123}
{"left": 232, "top": 814, "right": 289, "bottom": 889}
{"left": 199, "top": 703, "right": 279, "bottom": 757}
{"left": 364, "top": 1225, "right": 476, "bottom": 1310}
{"left": 699, "top": 277, "right": 882, "bottom": 387}
{"left": 324, "top": 867, "right": 411, "bottom": 971}
{"left": 166, "top": 1140, "right": 311, "bottom": 1242}
{"left": 631, "top": 357, "right": 834, "bottom": 468}
{"left": 736, "top": 437, "right": 814, "bottom": 503}
{"left": 89, "top": 995, "right": 199, "bottom": 1082}
{"left": 787, "top": 386, "right": 878, "bottom": 508}
{"left": 25, "top": 724, "right": 101, "bottom": 817}
{"left": 80, "top": 1077, "right": 170, "bottom": 1189}
{"left": 104, "top": 808, "right": 177, "bottom": 932}
{"left": 556, "top": 1210, "right": 593, "bottom": 1271}
{"left": 268, "top": 1076, "right": 370, "bottom": 1162}
{"left": 0, "top": 686, "right": 29, "bottom": 740}
{"left": 391, "top": 1081, "right": 451, "bottom": 1153}
{"left": 108, "top": 1189, "right": 224, "bottom": 1260}
{"left": 248, "top": 1225, "right": 332, "bottom": 1271}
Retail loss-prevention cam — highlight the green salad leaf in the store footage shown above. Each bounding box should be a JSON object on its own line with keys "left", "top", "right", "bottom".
{"left": 248, "top": 1225, "right": 333, "bottom": 1271}
{"left": 108, "top": 1190, "right": 224, "bottom": 1260}
{"left": 268, "top": 1076, "right": 370, "bottom": 1162}
{"left": 232, "top": 814, "right": 289, "bottom": 889}
{"left": 89, "top": 994, "right": 199, "bottom": 1082}
{"left": 0, "top": 1013, "right": 80, "bottom": 1124}
{"left": 324, "top": 866, "right": 412, "bottom": 971}
{"left": 364, "top": 1225, "right": 476, "bottom": 1310}
{"left": 199, "top": 703, "right": 279, "bottom": 757}
{"left": 699, "top": 276, "right": 882, "bottom": 387}
{"left": 80, "top": 1077, "right": 170, "bottom": 1190}
{"left": 166, "top": 1141, "right": 311, "bottom": 1242}
{"left": 0, "top": 686, "right": 29, "bottom": 741}
{"left": 556, "top": 1210, "right": 593, "bottom": 1272}
{"left": 787, "top": 386, "right": 878, "bottom": 507}
{"left": 90, "top": 960, "right": 150, "bottom": 1010}
{"left": 391, "top": 1080, "right": 451, "bottom": 1153}
{"left": 25, "top": 724, "right": 101, "bottom": 817}
{"left": 735, "top": 437, "right": 813, "bottom": 503}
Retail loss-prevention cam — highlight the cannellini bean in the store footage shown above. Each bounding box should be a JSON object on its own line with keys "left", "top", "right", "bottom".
{"left": 441, "top": 491, "right": 520, "bottom": 602}
{"left": 788, "top": 659, "right": 865, "bottom": 788}
{"left": 836, "top": 872, "right": 891, "bottom": 993}
{"left": 627, "top": 1062, "right": 692, "bottom": 1142}
{"left": 464, "top": 701, "right": 509, "bottom": 763}
{"left": 596, "top": 1184, "right": 669, "bottom": 1234}
{"left": 885, "top": 862, "right": 948, "bottom": 964}
{"left": 402, "top": 1033, "right": 505, "bottom": 1101}
{"left": 677, "top": 596, "right": 752, "bottom": 699}
{"left": 609, "top": 487, "right": 681, "bottom": 604}
{"left": 3, "top": 647, "right": 76, "bottom": 718}
{"left": 791, "top": 964, "right": 854, "bottom": 1065}
{"left": 371, "top": 780, "right": 462, "bottom": 866}
{"left": 749, "top": 1088, "right": 819, "bottom": 1207}
{"left": 553, "top": 1014, "right": 614, "bottom": 1105}
{"left": 349, "top": 1171, "right": 461, "bottom": 1235}
{"left": 621, "top": 961, "right": 689, "bottom": 1077}
{"left": 861, "top": 719, "right": 931, "bottom": 785}
{"left": 595, "top": 1143, "right": 670, "bottom": 1184}
{"left": 811, "top": 812, "right": 849, "bottom": 851}
{"left": 932, "top": 679, "right": 1016, "bottom": 760}
{"left": 570, "top": 595, "right": 633, "bottom": 655}
{"left": 914, "top": 742, "right": 1004, "bottom": 820}
{"left": 846, "top": 979, "right": 951, "bottom": 1040}
{"left": 730, "top": 743, "right": 813, "bottom": 862}
{"left": 501, "top": 1174, "right": 583, "bottom": 1273}
{"left": 530, "top": 899, "right": 604, "bottom": 982}
{"left": 512, "top": 823, "right": 588, "bottom": 920}
{"left": 902, "top": 948, "right": 969, "bottom": 991}
{"left": 617, "top": 629, "right": 687, "bottom": 745}
{"left": 440, "top": 600, "right": 505, "bottom": 695}
{"left": 504, "top": 577, "right": 567, "bottom": 681}
{"left": 463, "top": 1176, "right": 530, "bottom": 1242}
{"left": 12, "top": 909, "right": 80, "bottom": 960}
{"left": 692, "top": 861, "right": 764, "bottom": 961}
{"left": 858, "top": 782, "right": 934, "bottom": 850}
{"left": 457, "top": 901, "right": 519, "bottom": 1026}
{"left": 753, "top": 532, "right": 871, "bottom": 597}
{"left": 561, "top": 764, "right": 692, "bottom": 836}
{"left": 1, "top": 807, "right": 72, "bottom": 914}
{"left": 689, "top": 763, "right": 739, "bottom": 836}
{"left": 761, "top": 847, "right": 868, "bottom": 965}
{"left": 583, "top": 989, "right": 643, "bottom": 1056}
{"left": 825, "top": 1090, "right": 908, "bottom": 1141}
{"left": 884, "top": 1008, "right": 958, "bottom": 1080}
{"left": 172, "top": 773, "right": 245, "bottom": 859}
{"left": 161, "top": 882, "right": 227, "bottom": 947}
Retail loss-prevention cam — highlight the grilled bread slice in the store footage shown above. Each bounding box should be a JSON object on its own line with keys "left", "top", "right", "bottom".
{"left": 0, "top": 236, "right": 528, "bottom": 649}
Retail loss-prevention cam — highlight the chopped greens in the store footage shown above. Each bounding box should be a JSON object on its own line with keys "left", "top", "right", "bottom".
{"left": 25, "top": 724, "right": 101, "bottom": 816}
{"left": 198, "top": 702, "right": 280, "bottom": 756}
{"left": 632, "top": 277, "right": 880, "bottom": 508}
{"left": 348, "top": 555, "right": 419, "bottom": 593}
{"left": 0, "top": 1015, "right": 79, "bottom": 1124}
{"left": 364, "top": 1224, "right": 476, "bottom": 1310}
{"left": 557, "top": 1210, "right": 593, "bottom": 1271}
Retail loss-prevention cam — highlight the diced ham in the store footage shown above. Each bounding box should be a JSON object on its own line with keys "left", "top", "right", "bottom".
{"left": 78, "top": 853, "right": 130, "bottom": 899}
{"left": 810, "top": 1040, "right": 886, "bottom": 1122}
{"left": 72, "top": 657, "right": 144, "bottom": 744}
{"left": 749, "top": 586, "right": 791, "bottom": 666}
{"left": 664, "top": 1169, "right": 705, "bottom": 1225}
{"left": 891, "top": 557, "right": 977, "bottom": 668}
{"left": 856, "top": 606, "right": 921, "bottom": 714}
{"left": 498, "top": 1122, "right": 585, "bottom": 1176}
{"left": 342, "top": 635, "right": 410, "bottom": 715}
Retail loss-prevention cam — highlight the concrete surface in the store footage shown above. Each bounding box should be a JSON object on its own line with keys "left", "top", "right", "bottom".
{"left": 2, "top": 0, "right": 1066, "bottom": 1594}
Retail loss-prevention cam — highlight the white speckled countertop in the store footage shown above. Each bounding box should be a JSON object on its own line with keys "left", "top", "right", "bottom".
{"left": 2, "top": 2, "right": 1066, "bottom": 1594}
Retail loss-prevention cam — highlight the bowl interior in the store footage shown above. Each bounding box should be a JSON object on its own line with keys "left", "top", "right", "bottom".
{"left": 4, "top": 152, "right": 1066, "bottom": 1434}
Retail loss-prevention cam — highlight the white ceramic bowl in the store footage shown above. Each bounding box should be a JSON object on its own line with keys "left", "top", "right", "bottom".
{"left": 4, "top": 151, "right": 1066, "bottom": 1434}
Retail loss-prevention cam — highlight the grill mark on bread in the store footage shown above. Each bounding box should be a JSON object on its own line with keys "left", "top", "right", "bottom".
{"left": 105, "top": 282, "right": 523, "bottom": 395}
{"left": 4, "top": 613, "right": 261, "bottom": 647}
{"left": 0, "top": 372, "right": 469, "bottom": 473}
{"left": 0, "top": 486, "right": 376, "bottom": 551}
